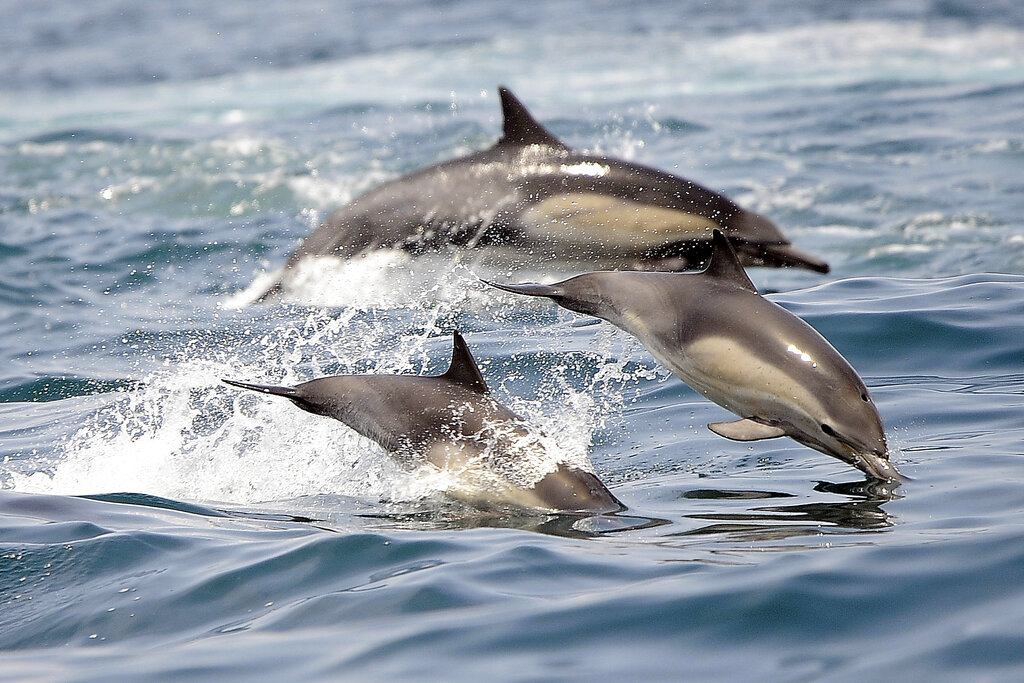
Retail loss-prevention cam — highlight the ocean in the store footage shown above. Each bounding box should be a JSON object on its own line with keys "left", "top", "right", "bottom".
{"left": 1, "top": 1, "right": 1023, "bottom": 680}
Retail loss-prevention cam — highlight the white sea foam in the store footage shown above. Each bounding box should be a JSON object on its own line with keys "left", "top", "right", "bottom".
{"left": 10, "top": 369, "right": 621, "bottom": 507}
{"left": 739, "top": 181, "right": 829, "bottom": 214}
{"left": 11, "top": 358, "right": 404, "bottom": 504}
{"left": 868, "top": 243, "right": 935, "bottom": 257}
{"left": 225, "top": 243, "right": 612, "bottom": 311}
{"left": 14, "top": 280, "right": 646, "bottom": 506}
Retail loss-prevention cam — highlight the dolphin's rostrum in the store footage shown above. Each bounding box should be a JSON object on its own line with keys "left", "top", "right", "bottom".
{"left": 223, "top": 332, "right": 624, "bottom": 513}
{"left": 486, "top": 231, "right": 900, "bottom": 481}
{"left": 259, "top": 86, "right": 828, "bottom": 299}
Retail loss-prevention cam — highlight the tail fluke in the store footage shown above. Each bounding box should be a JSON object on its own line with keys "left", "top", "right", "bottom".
{"left": 222, "top": 378, "right": 298, "bottom": 398}
{"left": 481, "top": 279, "right": 562, "bottom": 298}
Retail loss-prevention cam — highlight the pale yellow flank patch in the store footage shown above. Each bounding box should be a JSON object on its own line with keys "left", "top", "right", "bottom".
{"left": 521, "top": 194, "right": 720, "bottom": 249}
{"left": 669, "top": 335, "right": 826, "bottom": 421}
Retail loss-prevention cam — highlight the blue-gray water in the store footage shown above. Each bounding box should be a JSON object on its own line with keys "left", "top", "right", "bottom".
{"left": 2, "top": 1, "right": 1024, "bottom": 681}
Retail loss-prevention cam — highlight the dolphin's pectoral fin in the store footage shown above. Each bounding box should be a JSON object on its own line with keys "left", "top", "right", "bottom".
{"left": 440, "top": 332, "right": 490, "bottom": 394}
{"left": 708, "top": 418, "right": 787, "bottom": 442}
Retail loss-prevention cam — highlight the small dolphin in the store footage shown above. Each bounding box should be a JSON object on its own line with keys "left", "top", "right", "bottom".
{"left": 486, "top": 231, "right": 899, "bottom": 481}
{"left": 259, "top": 86, "right": 827, "bottom": 299}
{"left": 223, "top": 332, "right": 623, "bottom": 513}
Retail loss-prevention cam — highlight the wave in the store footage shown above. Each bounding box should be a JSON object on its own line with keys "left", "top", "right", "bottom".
{"left": 0, "top": 377, "right": 139, "bottom": 403}
{"left": 5, "top": 17, "right": 1023, "bottom": 138}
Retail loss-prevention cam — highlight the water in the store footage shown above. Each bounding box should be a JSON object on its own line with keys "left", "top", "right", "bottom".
{"left": 2, "top": 1, "right": 1023, "bottom": 680}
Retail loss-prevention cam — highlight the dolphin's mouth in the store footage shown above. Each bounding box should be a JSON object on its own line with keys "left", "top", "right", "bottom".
{"left": 852, "top": 450, "right": 903, "bottom": 481}
{"left": 811, "top": 423, "right": 901, "bottom": 481}
{"left": 832, "top": 433, "right": 902, "bottom": 482}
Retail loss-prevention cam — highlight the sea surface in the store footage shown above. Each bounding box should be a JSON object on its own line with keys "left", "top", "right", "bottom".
{"left": 2, "top": 1, "right": 1023, "bottom": 681}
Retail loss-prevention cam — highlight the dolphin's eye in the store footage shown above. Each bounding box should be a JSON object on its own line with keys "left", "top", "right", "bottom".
{"left": 820, "top": 424, "right": 837, "bottom": 437}
{"left": 861, "top": 393, "right": 869, "bottom": 402}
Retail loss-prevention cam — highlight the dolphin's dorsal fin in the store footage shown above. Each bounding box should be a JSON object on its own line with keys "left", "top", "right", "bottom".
{"left": 497, "top": 86, "right": 568, "bottom": 150}
{"left": 704, "top": 230, "right": 758, "bottom": 293}
{"left": 440, "top": 332, "right": 490, "bottom": 394}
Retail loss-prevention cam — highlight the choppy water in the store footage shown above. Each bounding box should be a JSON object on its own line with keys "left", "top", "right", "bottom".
{"left": 2, "top": 1, "right": 1023, "bottom": 680}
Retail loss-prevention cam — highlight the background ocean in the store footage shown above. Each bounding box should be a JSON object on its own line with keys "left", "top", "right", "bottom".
{"left": 1, "top": 1, "right": 1023, "bottom": 680}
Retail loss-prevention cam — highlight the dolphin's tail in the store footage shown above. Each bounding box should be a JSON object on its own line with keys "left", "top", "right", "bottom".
{"left": 222, "top": 378, "right": 298, "bottom": 398}
{"left": 481, "top": 279, "right": 561, "bottom": 298}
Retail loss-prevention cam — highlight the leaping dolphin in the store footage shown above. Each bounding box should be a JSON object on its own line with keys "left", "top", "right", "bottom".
{"left": 223, "top": 332, "right": 624, "bottom": 513}
{"left": 258, "top": 86, "right": 828, "bottom": 299}
{"left": 486, "top": 231, "right": 899, "bottom": 481}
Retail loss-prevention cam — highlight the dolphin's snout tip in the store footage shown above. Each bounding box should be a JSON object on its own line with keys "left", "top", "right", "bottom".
{"left": 856, "top": 451, "right": 905, "bottom": 483}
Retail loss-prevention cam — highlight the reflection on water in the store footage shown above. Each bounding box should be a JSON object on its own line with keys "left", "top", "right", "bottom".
{"left": 78, "top": 477, "right": 901, "bottom": 547}
{"left": 670, "top": 478, "right": 902, "bottom": 545}
{"left": 278, "top": 476, "right": 901, "bottom": 544}
{"left": 354, "top": 506, "right": 671, "bottom": 539}
{"left": 74, "top": 491, "right": 671, "bottom": 539}
{"left": 82, "top": 492, "right": 231, "bottom": 518}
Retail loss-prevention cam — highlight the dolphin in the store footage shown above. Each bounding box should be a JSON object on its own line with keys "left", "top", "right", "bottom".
{"left": 223, "top": 332, "right": 624, "bottom": 513}
{"left": 258, "top": 86, "right": 828, "bottom": 299}
{"left": 485, "top": 230, "right": 900, "bottom": 481}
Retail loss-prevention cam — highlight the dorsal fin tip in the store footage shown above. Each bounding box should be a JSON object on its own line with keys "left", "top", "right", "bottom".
{"left": 497, "top": 86, "right": 567, "bottom": 150}
{"left": 705, "top": 229, "right": 758, "bottom": 293}
{"left": 441, "top": 331, "right": 490, "bottom": 394}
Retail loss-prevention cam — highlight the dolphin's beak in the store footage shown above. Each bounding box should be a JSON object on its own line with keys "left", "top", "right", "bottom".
{"left": 482, "top": 280, "right": 561, "bottom": 298}
{"left": 830, "top": 430, "right": 903, "bottom": 482}
{"left": 854, "top": 450, "right": 905, "bottom": 482}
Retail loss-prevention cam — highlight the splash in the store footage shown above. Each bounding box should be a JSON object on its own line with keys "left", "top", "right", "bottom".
{"left": 11, "top": 356, "right": 402, "bottom": 504}
{"left": 226, "top": 251, "right": 498, "bottom": 310}
{"left": 225, "top": 241, "right": 622, "bottom": 312}
{"left": 12, "top": 285, "right": 654, "bottom": 506}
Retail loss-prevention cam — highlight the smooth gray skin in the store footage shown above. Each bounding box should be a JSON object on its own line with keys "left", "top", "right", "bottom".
{"left": 487, "top": 231, "right": 900, "bottom": 481}
{"left": 259, "top": 86, "right": 828, "bottom": 299}
{"left": 223, "top": 332, "right": 623, "bottom": 513}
